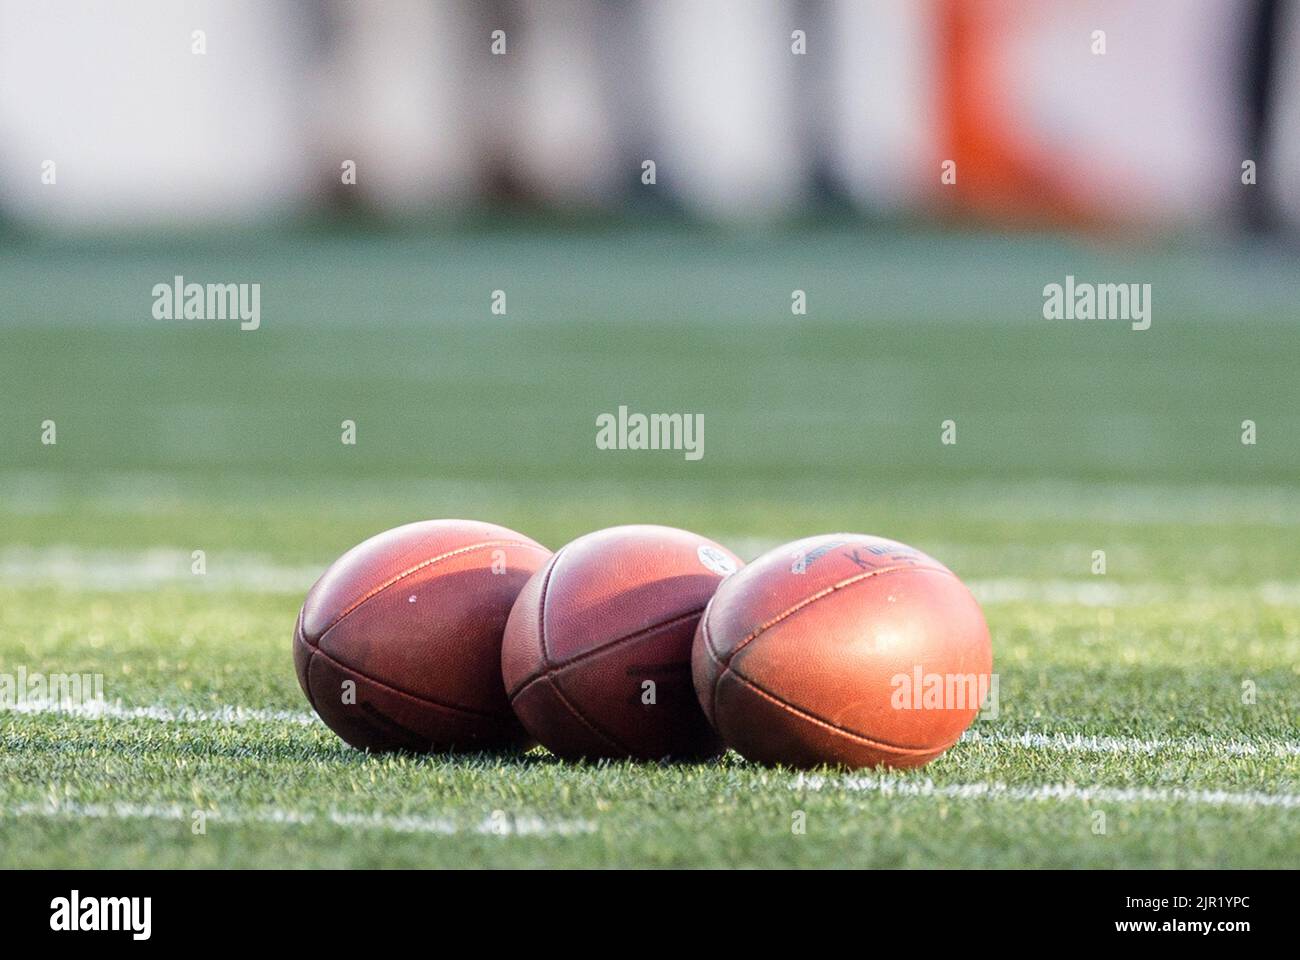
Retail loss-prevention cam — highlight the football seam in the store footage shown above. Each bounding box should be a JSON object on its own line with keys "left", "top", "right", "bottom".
{"left": 354, "top": 699, "right": 435, "bottom": 751}
{"left": 535, "top": 543, "right": 568, "bottom": 669}
{"left": 293, "top": 612, "right": 319, "bottom": 712}
{"left": 512, "top": 541, "right": 634, "bottom": 755}
{"left": 536, "top": 674, "right": 633, "bottom": 756}
{"left": 716, "top": 562, "right": 959, "bottom": 666}
{"left": 305, "top": 643, "right": 506, "bottom": 720}
{"left": 308, "top": 539, "right": 549, "bottom": 642}
{"left": 702, "top": 635, "right": 957, "bottom": 757}
{"left": 700, "top": 603, "right": 724, "bottom": 723}
{"left": 507, "top": 605, "right": 707, "bottom": 700}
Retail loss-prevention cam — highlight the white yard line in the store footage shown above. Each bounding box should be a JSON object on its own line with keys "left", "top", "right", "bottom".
{"left": 969, "top": 578, "right": 1153, "bottom": 606}
{"left": 4, "top": 701, "right": 1296, "bottom": 814}
{"left": 0, "top": 800, "right": 596, "bottom": 837}
{"left": 6, "top": 698, "right": 1299, "bottom": 759}
{"left": 7, "top": 784, "right": 1289, "bottom": 833}
{"left": 1, "top": 698, "right": 318, "bottom": 725}
{"left": 792, "top": 774, "right": 1300, "bottom": 809}
{"left": 5, "top": 544, "right": 1300, "bottom": 607}
{"left": 5, "top": 473, "right": 1300, "bottom": 526}
{"left": 966, "top": 578, "right": 1300, "bottom": 607}
{"left": 0, "top": 545, "right": 321, "bottom": 593}
{"left": 961, "top": 729, "right": 1300, "bottom": 758}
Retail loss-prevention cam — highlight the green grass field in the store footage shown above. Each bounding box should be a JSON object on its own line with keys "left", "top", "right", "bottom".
{"left": 1, "top": 224, "right": 1297, "bottom": 867}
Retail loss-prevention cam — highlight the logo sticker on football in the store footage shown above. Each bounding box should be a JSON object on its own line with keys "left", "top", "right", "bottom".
{"left": 697, "top": 544, "right": 737, "bottom": 577}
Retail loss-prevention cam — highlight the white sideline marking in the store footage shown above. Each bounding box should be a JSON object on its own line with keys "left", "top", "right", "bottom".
{"left": 792, "top": 774, "right": 1300, "bottom": 809}
{"left": 6, "top": 698, "right": 1300, "bottom": 759}
{"left": 0, "top": 800, "right": 596, "bottom": 837}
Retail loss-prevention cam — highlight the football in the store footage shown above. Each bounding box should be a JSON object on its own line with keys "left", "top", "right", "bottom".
{"left": 294, "top": 519, "right": 551, "bottom": 752}
{"left": 501, "top": 524, "right": 742, "bottom": 761}
{"left": 693, "top": 533, "right": 992, "bottom": 769}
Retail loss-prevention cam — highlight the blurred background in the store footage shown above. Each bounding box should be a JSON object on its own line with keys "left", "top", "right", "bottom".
{"left": 1, "top": 0, "right": 1298, "bottom": 232}
{"left": 1, "top": 0, "right": 1298, "bottom": 565}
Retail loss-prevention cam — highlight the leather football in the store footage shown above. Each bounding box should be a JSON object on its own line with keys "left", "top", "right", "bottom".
{"left": 502, "top": 524, "right": 742, "bottom": 761}
{"left": 294, "top": 519, "right": 551, "bottom": 752}
{"left": 693, "top": 533, "right": 992, "bottom": 769}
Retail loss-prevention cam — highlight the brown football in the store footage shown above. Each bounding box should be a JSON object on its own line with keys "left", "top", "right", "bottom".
{"left": 693, "top": 533, "right": 992, "bottom": 769}
{"left": 501, "top": 524, "right": 741, "bottom": 761}
{"left": 294, "top": 519, "right": 551, "bottom": 752}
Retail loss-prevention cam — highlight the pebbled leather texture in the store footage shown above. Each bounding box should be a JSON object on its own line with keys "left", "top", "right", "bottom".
{"left": 692, "top": 533, "right": 992, "bottom": 769}
{"left": 502, "top": 524, "right": 742, "bottom": 761}
{"left": 294, "top": 518, "right": 551, "bottom": 752}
